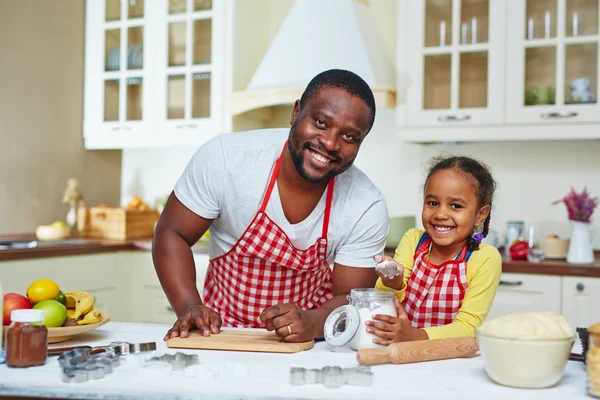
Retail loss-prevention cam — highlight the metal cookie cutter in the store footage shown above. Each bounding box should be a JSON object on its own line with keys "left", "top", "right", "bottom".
{"left": 290, "top": 366, "right": 373, "bottom": 388}
{"left": 145, "top": 352, "right": 199, "bottom": 372}
{"left": 109, "top": 341, "right": 157, "bottom": 355}
{"left": 140, "top": 352, "right": 199, "bottom": 378}
{"left": 58, "top": 348, "right": 122, "bottom": 383}
{"left": 49, "top": 341, "right": 156, "bottom": 357}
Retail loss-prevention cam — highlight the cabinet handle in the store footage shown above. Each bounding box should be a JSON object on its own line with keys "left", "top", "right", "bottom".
{"left": 540, "top": 111, "right": 578, "bottom": 119}
{"left": 576, "top": 283, "right": 585, "bottom": 292}
{"left": 438, "top": 114, "right": 471, "bottom": 122}
{"left": 112, "top": 126, "right": 132, "bottom": 131}
{"left": 176, "top": 124, "right": 199, "bottom": 129}
{"left": 499, "top": 280, "right": 523, "bottom": 286}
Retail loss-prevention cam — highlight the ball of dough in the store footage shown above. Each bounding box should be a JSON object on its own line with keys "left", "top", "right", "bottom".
{"left": 478, "top": 312, "right": 574, "bottom": 340}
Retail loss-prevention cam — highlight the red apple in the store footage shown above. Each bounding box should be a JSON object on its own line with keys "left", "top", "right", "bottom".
{"left": 3, "top": 293, "right": 33, "bottom": 326}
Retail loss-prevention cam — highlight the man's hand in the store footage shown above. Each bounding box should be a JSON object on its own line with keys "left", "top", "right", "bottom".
{"left": 259, "top": 303, "right": 316, "bottom": 343}
{"left": 163, "top": 304, "right": 222, "bottom": 341}
{"left": 365, "top": 298, "right": 428, "bottom": 344}
{"left": 374, "top": 255, "right": 404, "bottom": 290}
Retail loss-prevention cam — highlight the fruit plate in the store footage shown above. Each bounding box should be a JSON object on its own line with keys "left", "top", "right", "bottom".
{"left": 2, "top": 314, "right": 110, "bottom": 344}
{"left": 48, "top": 314, "right": 110, "bottom": 343}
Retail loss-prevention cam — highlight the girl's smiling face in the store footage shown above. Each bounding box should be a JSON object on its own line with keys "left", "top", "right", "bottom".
{"left": 422, "top": 169, "right": 490, "bottom": 255}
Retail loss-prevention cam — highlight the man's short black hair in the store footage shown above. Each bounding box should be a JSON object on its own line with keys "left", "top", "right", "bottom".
{"left": 299, "top": 69, "right": 376, "bottom": 132}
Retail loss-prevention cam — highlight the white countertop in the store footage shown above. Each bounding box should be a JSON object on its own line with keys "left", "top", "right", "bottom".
{"left": 0, "top": 322, "right": 591, "bottom": 400}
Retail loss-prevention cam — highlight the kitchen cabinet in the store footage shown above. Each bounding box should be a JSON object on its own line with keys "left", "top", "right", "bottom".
{"left": 487, "top": 272, "right": 562, "bottom": 320}
{"left": 83, "top": 0, "right": 227, "bottom": 149}
{"left": 398, "top": 0, "right": 600, "bottom": 142}
{"left": 561, "top": 276, "right": 600, "bottom": 329}
{"left": 0, "top": 251, "right": 210, "bottom": 325}
{"left": 402, "top": 0, "right": 506, "bottom": 128}
{"left": 488, "top": 273, "right": 600, "bottom": 330}
{"left": 0, "top": 253, "right": 130, "bottom": 322}
{"left": 506, "top": 0, "right": 600, "bottom": 125}
{"left": 129, "top": 251, "right": 209, "bottom": 324}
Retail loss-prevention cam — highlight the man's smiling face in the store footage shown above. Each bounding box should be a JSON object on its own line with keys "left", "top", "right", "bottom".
{"left": 287, "top": 86, "right": 372, "bottom": 185}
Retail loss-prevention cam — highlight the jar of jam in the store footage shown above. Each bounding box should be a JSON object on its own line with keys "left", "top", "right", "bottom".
{"left": 6, "top": 309, "right": 48, "bottom": 368}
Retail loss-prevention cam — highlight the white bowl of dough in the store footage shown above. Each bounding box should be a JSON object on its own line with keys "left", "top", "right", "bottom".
{"left": 475, "top": 312, "right": 575, "bottom": 389}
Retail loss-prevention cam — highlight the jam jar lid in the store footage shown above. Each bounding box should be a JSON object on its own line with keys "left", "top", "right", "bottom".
{"left": 323, "top": 305, "right": 360, "bottom": 348}
{"left": 11, "top": 309, "right": 45, "bottom": 323}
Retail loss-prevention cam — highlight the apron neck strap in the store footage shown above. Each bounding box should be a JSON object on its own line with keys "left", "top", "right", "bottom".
{"left": 260, "top": 140, "right": 335, "bottom": 239}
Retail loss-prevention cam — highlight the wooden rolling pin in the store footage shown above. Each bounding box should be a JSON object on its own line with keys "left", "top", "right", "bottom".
{"left": 356, "top": 336, "right": 479, "bottom": 366}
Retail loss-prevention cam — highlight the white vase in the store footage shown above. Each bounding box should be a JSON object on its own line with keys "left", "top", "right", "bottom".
{"left": 566, "top": 220, "right": 594, "bottom": 265}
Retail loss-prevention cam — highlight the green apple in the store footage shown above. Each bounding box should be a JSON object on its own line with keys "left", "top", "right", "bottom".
{"left": 33, "top": 299, "right": 67, "bottom": 327}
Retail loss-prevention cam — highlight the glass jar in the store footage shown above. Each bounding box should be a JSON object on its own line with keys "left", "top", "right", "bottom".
{"left": 588, "top": 322, "right": 600, "bottom": 398}
{"left": 324, "top": 288, "right": 398, "bottom": 351}
{"left": 6, "top": 309, "right": 48, "bottom": 368}
{"left": 505, "top": 220, "right": 524, "bottom": 256}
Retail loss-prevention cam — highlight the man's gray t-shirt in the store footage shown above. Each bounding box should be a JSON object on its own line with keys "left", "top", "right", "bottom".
{"left": 174, "top": 128, "right": 389, "bottom": 268}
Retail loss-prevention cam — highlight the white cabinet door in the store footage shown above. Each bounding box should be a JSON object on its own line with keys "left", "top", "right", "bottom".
{"left": 506, "top": 0, "right": 600, "bottom": 125}
{"left": 153, "top": 0, "right": 226, "bottom": 146}
{"left": 403, "top": 0, "right": 506, "bottom": 128}
{"left": 130, "top": 251, "right": 209, "bottom": 324}
{"left": 0, "top": 253, "right": 130, "bottom": 322}
{"left": 487, "top": 273, "right": 562, "bottom": 320}
{"left": 562, "top": 276, "right": 600, "bottom": 329}
{"left": 83, "top": 0, "right": 227, "bottom": 149}
{"left": 84, "top": 0, "right": 154, "bottom": 149}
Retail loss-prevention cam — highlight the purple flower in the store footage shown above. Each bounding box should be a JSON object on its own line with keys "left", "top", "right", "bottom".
{"left": 553, "top": 187, "right": 598, "bottom": 223}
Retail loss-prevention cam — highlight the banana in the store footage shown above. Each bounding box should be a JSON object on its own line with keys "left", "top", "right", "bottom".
{"left": 64, "top": 291, "right": 95, "bottom": 319}
{"left": 77, "top": 308, "right": 102, "bottom": 325}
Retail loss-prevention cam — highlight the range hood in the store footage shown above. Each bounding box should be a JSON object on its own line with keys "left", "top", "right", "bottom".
{"left": 230, "top": 0, "right": 396, "bottom": 116}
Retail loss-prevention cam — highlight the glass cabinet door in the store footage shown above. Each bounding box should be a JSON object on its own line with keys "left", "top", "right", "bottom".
{"left": 406, "top": 0, "right": 504, "bottom": 127}
{"left": 159, "top": 0, "right": 217, "bottom": 131}
{"left": 101, "top": 0, "right": 149, "bottom": 131}
{"left": 507, "top": 0, "right": 600, "bottom": 123}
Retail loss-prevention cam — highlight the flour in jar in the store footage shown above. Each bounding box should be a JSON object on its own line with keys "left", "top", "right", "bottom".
{"left": 349, "top": 303, "right": 398, "bottom": 351}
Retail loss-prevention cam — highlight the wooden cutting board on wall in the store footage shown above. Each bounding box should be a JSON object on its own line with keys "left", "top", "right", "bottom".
{"left": 166, "top": 329, "right": 314, "bottom": 353}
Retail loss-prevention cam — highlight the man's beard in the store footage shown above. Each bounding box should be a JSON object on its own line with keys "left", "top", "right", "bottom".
{"left": 287, "top": 134, "right": 351, "bottom": 185}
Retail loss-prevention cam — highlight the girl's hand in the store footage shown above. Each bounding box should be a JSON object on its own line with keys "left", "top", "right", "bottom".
{"left": 374, "top": 255, "right": 404, "bottom": 290}
{"left": 365, "top": 298, "right": 428, "bottom": 344}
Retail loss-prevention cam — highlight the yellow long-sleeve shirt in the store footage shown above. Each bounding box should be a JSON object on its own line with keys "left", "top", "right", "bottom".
{"left": 375, "top": 228, "right": 502, "bottom": 340}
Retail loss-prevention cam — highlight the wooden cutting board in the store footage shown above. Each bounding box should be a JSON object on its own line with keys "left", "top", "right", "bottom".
{"left": 166, "top": 329, "right": 314, "bottom": 353}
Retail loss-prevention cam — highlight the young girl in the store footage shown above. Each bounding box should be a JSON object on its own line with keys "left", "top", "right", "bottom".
{"left": 368, "top": 156, "right": 502, "bottom": 344}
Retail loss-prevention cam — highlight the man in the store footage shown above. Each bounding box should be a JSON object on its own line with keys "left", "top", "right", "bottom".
{"left": 153, "top": 69, "right": 389, "bottom": 343}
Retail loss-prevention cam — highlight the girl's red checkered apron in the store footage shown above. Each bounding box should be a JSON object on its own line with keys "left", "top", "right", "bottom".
{"left": 402, "top": 233, "right": 471, "bottom": 328}
{"left": 203, "top": 141, "right": 335, "bottom": 327}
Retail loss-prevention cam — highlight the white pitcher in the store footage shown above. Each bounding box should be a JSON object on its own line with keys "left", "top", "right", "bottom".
{"left": 567, "top": 221, "right": 597, "bottom": 264}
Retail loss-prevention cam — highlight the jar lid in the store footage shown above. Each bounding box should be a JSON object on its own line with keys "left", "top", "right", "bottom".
{"left": 323, "top": 305, "right": 360, "bottom": 348}
{"left": 11, "top": 309, "right": 45, "bottom": 323}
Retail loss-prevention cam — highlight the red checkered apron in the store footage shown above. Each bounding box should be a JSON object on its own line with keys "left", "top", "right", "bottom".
{"left": 203, "top": 141, "right": 335, "bottom": 327}
{"left": 402, "top": 233, "right": 469, "bottom": 328}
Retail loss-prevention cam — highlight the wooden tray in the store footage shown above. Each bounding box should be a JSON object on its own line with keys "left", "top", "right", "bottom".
{"left": 166, "top": 329, "right": 314, "bottom": 353}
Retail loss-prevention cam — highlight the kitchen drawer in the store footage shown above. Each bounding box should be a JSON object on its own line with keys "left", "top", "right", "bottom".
{"left": 487, "top": 273, "right": 562, "bottom": 320}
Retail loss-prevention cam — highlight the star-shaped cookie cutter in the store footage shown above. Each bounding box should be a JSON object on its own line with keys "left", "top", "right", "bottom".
{"left": 289, "top": 365, "right": 373, "bottom": 388}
